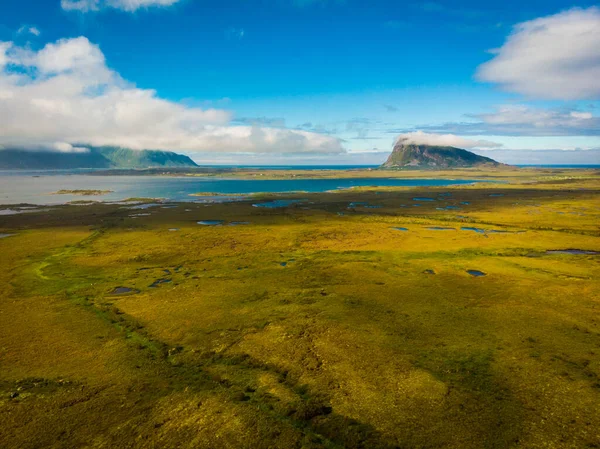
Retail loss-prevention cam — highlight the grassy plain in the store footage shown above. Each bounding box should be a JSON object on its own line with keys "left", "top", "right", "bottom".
{"left": 1, "top": 168, "right": 599, "bottom": 448}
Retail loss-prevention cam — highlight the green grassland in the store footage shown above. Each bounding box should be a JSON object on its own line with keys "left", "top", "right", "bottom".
{"left": 1, "top": 170, "right": 599, "bottom": 448}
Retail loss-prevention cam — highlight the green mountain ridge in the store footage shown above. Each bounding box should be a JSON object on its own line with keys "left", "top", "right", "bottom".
{"left": 0, "top": 146, "right": 198, "bottom": 169}
{"left": 382, "top": 142, "right": 501, "bottom": 169}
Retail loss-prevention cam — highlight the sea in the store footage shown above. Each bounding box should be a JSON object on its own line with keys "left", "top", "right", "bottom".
{"left": 0, "top": 164, "right": 596, "bottom": 206}
{"left": 0, "top": 171, "right": 484, "bottom": 205}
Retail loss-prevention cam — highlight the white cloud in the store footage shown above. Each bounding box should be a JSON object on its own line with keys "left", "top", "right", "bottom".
{"left": 395, "top": 131, "right": 502, "bottom": 149}
{"left": 0, "top": 42, "right": 10, "bottom": 68}
{"left": 226, "top": 27, "right": 246, "bottom": 39}
{"left": 570, "top": 111, "right": 593, "bottom": 120}
{"left": 61, "top": 0, "right": 182, "bottom": 13}
{"left": 472, "top": 149, "right": 600, "bottom": 165}
{"left": 3, "top": 142, "right": 91, "bottom": 153}
{"left": 35, "top": 37, "right": 108, "bottom": 74}
{"left": 478, "top": 105, "right": 597, "bottom": 130}
{"left": 17, "top": 26, "right": 41, "bottom": 37}
{"left": 476, "top": 7, "right": 600, "bottom": 100}
{"left": 417, "top": 105, "right": 600, "bottom": 137}
{"left": 0, "top": 37, "right": 344, "bottom": 155}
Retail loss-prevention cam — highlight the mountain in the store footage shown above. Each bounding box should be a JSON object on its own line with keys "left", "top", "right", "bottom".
{"left": 381, "top": 142, "right": 501, "bottom": 169}
{"left": 0, "top": 146, "right": 198, "bottom": 170}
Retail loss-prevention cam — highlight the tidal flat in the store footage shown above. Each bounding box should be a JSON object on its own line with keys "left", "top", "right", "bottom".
{"left": 1, "top": 169, "right": 599, "bottom": 449}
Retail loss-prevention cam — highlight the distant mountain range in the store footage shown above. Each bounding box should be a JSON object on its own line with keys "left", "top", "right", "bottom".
{"left": 0, "top": 146, "right": 198, "bottom": 169}
{"left": 381, "top": 141, "right": 502, "bottom": 169}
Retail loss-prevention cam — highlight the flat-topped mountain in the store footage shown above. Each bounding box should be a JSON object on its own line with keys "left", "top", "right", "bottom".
{"left": 0, "top": 146, "right": 198, "bottom": 170}
{"left": 382, "top": 141, "right": 501, "bottom": 169}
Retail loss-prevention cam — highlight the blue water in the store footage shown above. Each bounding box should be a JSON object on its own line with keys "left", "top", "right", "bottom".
{"left": 0, "top": 174, "right": 487, "bottom": 205}
{"left": 461, "top": 227, "right": 486, "bottom": 234}
{"left": 201, "top": 165, "right": 380, "bottom": 170}
{"left": 197, "top": 220, "right": 224, "bottom": 226}
{"left": 467, "top": 270, "right": 487, "bottom": 277}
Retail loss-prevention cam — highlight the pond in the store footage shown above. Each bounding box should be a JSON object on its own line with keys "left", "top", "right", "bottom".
{"left": 461, "top": 227, "right": 486, "bottom": 234}
{"left": 149, "top": 278, "right": 172, "bottom": 288}
{"left": 197, "top": 220, "right": 224, "bottom": 226}
{"left": 0, "top": 208, "right": 51, "bottom": 215}
{"left": 546, "top": 249, "right": 599, "bottom": 255}
{"left": 109, "top": 287, "right": 140, "bottom": 295}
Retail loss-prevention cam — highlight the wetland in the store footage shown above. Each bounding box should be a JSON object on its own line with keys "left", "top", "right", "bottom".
{"left": 1, "top": 167, "right": 599, "bottom": 449}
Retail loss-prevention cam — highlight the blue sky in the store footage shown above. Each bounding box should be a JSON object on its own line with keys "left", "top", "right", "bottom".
{"left": 0, "top": 0, "right": 599, "bottom": 164}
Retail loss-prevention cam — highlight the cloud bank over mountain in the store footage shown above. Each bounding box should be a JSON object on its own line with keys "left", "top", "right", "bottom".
{"left": 0, "top": 36, "right": 344, "bottom": 155}
{"left": 394, "top": 131, "right": 502, "bottom": 149}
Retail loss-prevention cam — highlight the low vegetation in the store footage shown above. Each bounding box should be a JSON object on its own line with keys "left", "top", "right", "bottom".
{"left": 52, "top": 189, "right": 114, "bottom": 196}
{"left": 1, "top": 169, "right": 599, "bottom": 448}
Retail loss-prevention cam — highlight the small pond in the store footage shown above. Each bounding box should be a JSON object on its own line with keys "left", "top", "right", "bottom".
{"left": 546, "top": 249, "right": 599, "bottom": 255}
{"left": 149, "top": 278, "right": 172, "bottom": 288}
{"left": 461, "top": 227, "right": 486, "bottom": 234}
{"left": 109, "top": 287, "right": 140, "bottom": 295}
